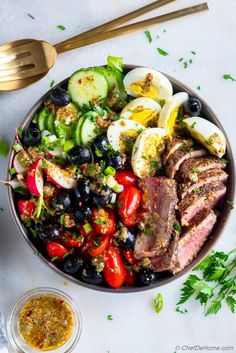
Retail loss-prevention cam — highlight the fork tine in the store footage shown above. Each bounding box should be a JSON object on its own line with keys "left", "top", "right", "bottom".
{"left": 0, "top": 64, "right": 35, "bottom": 80}
{"left": 0, "top": 53, "right": 32, "bottom": 70}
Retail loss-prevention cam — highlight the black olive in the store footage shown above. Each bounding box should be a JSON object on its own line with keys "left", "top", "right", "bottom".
{"left": 81, "top": 267, "right": 103, "bottom": 285}
{"left": 22, "top": 128, "right": 41, "bottom": 147}
{"left": 63, "top": 255, "right": 84, "bottom": 275}
{"left": 91, "top": 185, "right": 111, "bottom": 207}
{"left": 106, "top": 151, "right": 125, "bottom": 170}
{"left": 138, "top": 269, "right": 156, "bottom": 286}
{"left": 50, "top": 87, "right": 70, "bottom": 107}
{"left": 74, "top": 206, "right": 92, "bottom": 223}
{"left": 69, "top": 146, "right": 92, "bottom": 165}
{"left": 36, "top": 222, "right": 61, "bottom": 242}
{"left": 51, "top": 190, "right": 71, "bottom": 214}
{"left": 116, "top": 227, "right": 136, "bottom": 250}
{"left": 92, "top": 135, "right": 111, "bottom": 158}
{"left": 74, "top": 178, "right": 91, "bottom": 203}
{"left": 184, "top": 98, "right": 202, "bottom": 116}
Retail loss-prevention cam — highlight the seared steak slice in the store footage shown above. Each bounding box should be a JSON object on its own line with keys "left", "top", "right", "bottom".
{"left": 171, "top": 209, "right": 217, "bottom": 274}
{"left": 150, "top": 230, "right": 179, "bottom": 271}
{"left": 166, "top": 147, "right": 207, "bottom": 179}
{"left": 178, "top": 169, "right": 228, "bottom": 199}
{"left": 163, "top": 137, "right": 194, "bottom": 165}
{"left": 134, "top": 177, "right": 178, "bottom": 259}
{"left": 178, "top": 181, "right": 226, "bottom": 226}
{"left": 178, "top": 156, "right": 227, "bottom": 182}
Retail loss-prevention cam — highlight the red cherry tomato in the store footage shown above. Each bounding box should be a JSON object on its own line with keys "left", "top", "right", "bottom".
{"left": 115, "top": 170, "right": 138, "bottom": 187}
{"left": 78, "top": 223, "right": 97, "bottom": 237}
{"left": 92, "top": 208, "right": 116, "bottom": 236}
{"left": 46, "top": 242, "right": 68, "bottom": 260}
{"left": 122, "top": 249, "right": 138, "bottom": 265}
{"left": 60, "top": 230, "right": 84, "bottom": 248}
{"left": 103, "top": 247, "right": 127, "bottom": 288}
{"left": 125, "top": 270, "right": 137, "bottom": 286}
{"left": 117, "top": 186, "right": 141, "bottom": 219}
{"left": 87, "top": 234, "right": 110, "bottom": 257}
{"left": 17, "top": 200, "right": 35, "bottom": 220}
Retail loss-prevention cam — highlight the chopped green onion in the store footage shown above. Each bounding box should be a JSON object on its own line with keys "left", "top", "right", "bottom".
{"left": 60, "top": 214, "right": 65, "bottom": 225}
{"left": 0, "top": 140, "right": 9, "bottom": 157}
{"left": 154, "top": 293, "right": 164, "bottom": 314}
{"left": 13, "top": 143, "right": 22, "bottom": 152}
{"left": 83, "top": 223, "right": 93, "bottom": 234}
{"left": 51, "top": 256, "right": 58, "bottom": 262}
{"left": 112, "top": 183, "right": 124, "bottom": 193}
{"left": 9, "top": 167, "right": 16, "bottom": 176}
{"left": 104, "top": 166, "right": 116, "bottom": 176}
{"left": 95, "top": 149, "right": 103, "bottom": 157}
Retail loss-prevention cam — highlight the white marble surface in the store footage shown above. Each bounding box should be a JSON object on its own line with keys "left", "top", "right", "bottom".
{"left": 0, "top": 0, "right": 236, "bottom": 352}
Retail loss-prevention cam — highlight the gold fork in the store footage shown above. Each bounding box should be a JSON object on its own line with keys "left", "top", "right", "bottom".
{"left": 0, "top": 1, "right": 208, "bottom": 91}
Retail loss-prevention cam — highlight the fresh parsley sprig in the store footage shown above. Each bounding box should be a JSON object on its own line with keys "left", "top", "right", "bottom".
{"left": 176, "top": 248, "right": 236, "bottom": 316}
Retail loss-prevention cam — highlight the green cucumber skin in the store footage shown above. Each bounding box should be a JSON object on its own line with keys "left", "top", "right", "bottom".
{"left": 73, "top": 115, "right": 86, "bottom": 145}
{"left": 68, "top": 69, "right": 109, "bottom": 108}
{"left": 37, "top": 108, "right": 49, "bottom": 131}
{"left": 46, "top": 112, "right": 55, "bottom": 134}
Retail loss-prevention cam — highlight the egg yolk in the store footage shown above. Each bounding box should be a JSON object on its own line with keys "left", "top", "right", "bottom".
{"left": 167, "top": 107, "right": 179, "bottom": 135}
{"left": 130, "top": 81, "right": 158, "bottom": 100}
{"left": 129, "top": 107, "right": 158, "bottom": 126}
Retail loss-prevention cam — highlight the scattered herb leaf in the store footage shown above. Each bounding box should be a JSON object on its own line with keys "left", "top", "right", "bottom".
{"left": 107, "top": 314, "right": 113, "bottom": 321}
{"left": 191, "top": 51, "right": 196, "bottom": 55}
{"left": 57, "top": 25, "right": 66, "bottom": 31}
{"left": 157, "top": 48, "right": 169, "bottom": 56}
{"left": 9, "top": 167, "right": 16, "bottom": 176}
{"left": 50, "top": 80, "right": 55, "bottom": 88}
{"left": 197, "top": 85, "right": 201, "bottom": 90}
{"left": 27, "top": 13, "right": 35, "bottom": 20}
{"left": 144, "top": 30, "right": 152, "bottom": 43}
{"left": 0, "top": 140, "right": 9, "bottom": 157}
{"left": 153, "top": 293, "right": 163, "bottom": 314}
{"left": 223, "top": 74, "right": 236, "bottom": 82}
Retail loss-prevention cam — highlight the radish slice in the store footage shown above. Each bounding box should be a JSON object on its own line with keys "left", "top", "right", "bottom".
{"left": 46, "top": 160, "right": 76, "bottom": 189}
{"left": 26, "top": 159, "right": 44, "bottom": 197}
{"left": 13, "top": 152, "right": 28, "bottom": 173}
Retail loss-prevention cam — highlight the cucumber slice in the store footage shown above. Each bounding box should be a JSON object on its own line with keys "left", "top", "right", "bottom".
{"left": 73, "top": 115, "right": 86, "bottom": 145}
{"left": 37, "top": 108, "right": 49, "bottom": 131}
{"left": 55, "top": 103, "right": 79, "bottom": 124}
{"left": 96, "top": 67, "right": 127, "bottom": 108}
{"left": 68, "top": 69, "right": 108, "bottom": 108}
{"left": 80, "top": 112, "right": 99, "bottom": 145}
{"left": 46, "top": 112, "right": 55, "bottom": 134}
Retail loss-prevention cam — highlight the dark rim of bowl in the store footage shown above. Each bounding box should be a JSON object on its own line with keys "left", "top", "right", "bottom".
{"left": 7, "top": 64, "right": 235, "bottom": 293}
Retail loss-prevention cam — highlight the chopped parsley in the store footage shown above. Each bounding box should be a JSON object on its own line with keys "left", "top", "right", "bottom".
{"left": 179, "top": 58, "right": 183, "bottom": 62}
{"left": 0, "top": 140, "right": 9, "bottom": 157}
{"left": 226, "top": 200, "right": 234, "bottom": 209}
{"left": 94, "top": 219, "right": 108, "bottom": 225}
{"left": 193, "top": 187, "right": 200, "bottom": 193}
{"left": 50, "top": 80, "right": 55, "bottom": 88}
{"left": 27, "top": 13, "right": 35, "bottom": 20}
{"left": 157, "top": 48, "right": 169, "bottom": 56}
{"left": 150, "top": 160, "right": 157, "bottom": 169}
{"left": 41, "top": 161, "right": 48, "bottom": 169}
{"left": 145, "top": 227, "right": 153, "bottom": 237}
{"left": 197, "top": 85, "right": 201, "bottom": 90}
{"left": 144, "top": 30, "right": 152, "bottom": 43}
{"left": 57, "top": 25, "right": 66, "bottom": 31}
{"left": 193, "top": 167, "right": 200, "bottom": 174}
{"left": 107, "top": 314, "right": 113, "bottom": 321}
{"left": 190, "top": 122, "right": 196, "bottom": 129}
{"left": 190, "top": 51, "right": 196, "bottom": 55}
{"left": 173, "top": 222, "right": 182, "bottom": 233}
{"left": 189, "top": 59, "right": 193, "bottom": 64}
{"left": 223, "top": 74, "right": 236, "bottom": 82}
{"left": 183, "top": 61, "right": 188, "bottom": 69}
{"left": 153, "top": 293, "right": 163, "bottom": 314}
{"left": 9, "top": 167, "right": 16, "bottom": 176}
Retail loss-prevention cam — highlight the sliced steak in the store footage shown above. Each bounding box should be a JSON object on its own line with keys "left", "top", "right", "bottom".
{"left": 178, "top": 156, "right": 227, "bottom": 183}
{"left": 178, "top": 181, "right": 226, "bottom": 226}
{"left": 150, "top": 230, "right": 179, "bottom": 271}
{"left": 134, "top": 177, "right": 178, "bottom": 259}
{"left": 162, "top": 137, "right": 194, "bottom": 165}
{"left": 178, "top": 169, "right": 228, "bottom": 199}
{"left": 171, "top": 209, "right": 217, "bottom": 274}
{"left": 166, "top": 147, "right": 207, "bottom": 179}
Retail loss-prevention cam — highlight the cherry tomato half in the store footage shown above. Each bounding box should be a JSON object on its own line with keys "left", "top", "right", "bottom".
{"left": 92, "top": 208, "right": 116, "bottom": 236}
{"left": 115, "top": 170, "right": 138, "bottom": 187}
{"left": 117, "top": 186, "right": 141, "bottom": 219}
{"left": 103, "top": 247, "right": 126, "bottom": 288}
{"left": 46, "top": 242, "right": 68, "bottom": 260}
{"left": 88, "top": 234, "right": 110, "bottom": 257}
{"left": 125, "top": 269, "right": 137, "bottom": 286}
{"left": 60, "top": 230, "right": 84, "bottom": 248}
{"left": 17, "top": 200, "right": 35, "bottom": 220}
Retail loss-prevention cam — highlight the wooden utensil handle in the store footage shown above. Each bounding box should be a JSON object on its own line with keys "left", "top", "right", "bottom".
{"left": 54, "top": 3, "right": 208, "bottom": 54}
{"left": 54, "top": 0, "right": 176, "bottom": 53}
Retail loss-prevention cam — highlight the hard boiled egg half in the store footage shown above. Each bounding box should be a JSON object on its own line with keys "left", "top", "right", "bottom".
{"left": 158, "top": 92, "right": 188, "bottom": 135}
{"left": 107, "top": 119, "right": 145, "bottom": 155}
{"left": 131, "top": 128, "right": 167, "bottom": 178}
{"left": 183, "top": 117, "right": 226, "bottom": 158}
{"left": 123, "top": 68, "right": 173, "bottom": 103}
{"left": 120, "top": 97, "right": 161, "bottom": 127}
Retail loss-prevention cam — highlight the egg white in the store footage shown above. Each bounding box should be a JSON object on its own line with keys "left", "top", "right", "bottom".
{"left": 183, "top": 116, "right": 226, "bottom": 158}
{"left": 158, "top": 92, "right": 189, "bottom": 135}
{"left": 107, "top": 119, "right": 145, "bottom": 154}
{"left": 123, "top": 68, "right": 173, "bottom": 102}
{"left": 131, "top": 127, "right": 167, "bottom": 178}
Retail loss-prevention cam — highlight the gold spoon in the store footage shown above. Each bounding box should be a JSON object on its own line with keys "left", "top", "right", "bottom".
{"left": 0, "top": 2, "right": 208, "bottom": 91}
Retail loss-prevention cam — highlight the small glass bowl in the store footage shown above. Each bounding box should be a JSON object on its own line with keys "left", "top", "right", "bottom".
{"left": 7, "top": 287, "right": 82, "bottom": 353}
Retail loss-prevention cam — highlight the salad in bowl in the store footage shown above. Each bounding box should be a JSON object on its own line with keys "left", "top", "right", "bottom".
{"left": 8, "top": 56, "right": 233, "bottom": 291}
